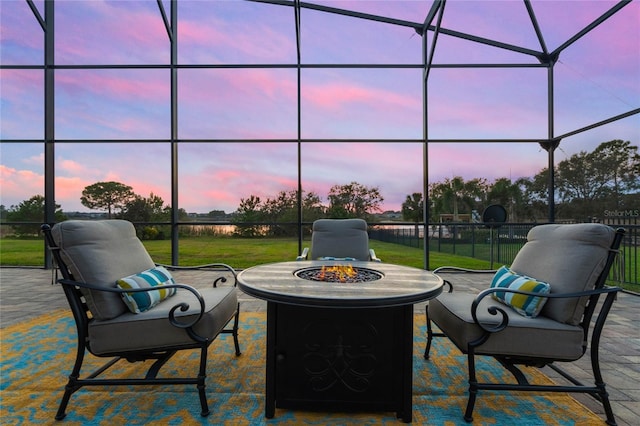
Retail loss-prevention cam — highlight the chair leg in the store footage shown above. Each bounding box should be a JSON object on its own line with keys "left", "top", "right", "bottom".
{"left": 232, "top": 303, "right": 241, "bottom": 356}
{"left": 55, "top": 335, "right": 89, "bottom": 420}
{"left": 591, "top": 348, "right": 617, "bottom": 426}
{"left": 424, "top": 304, "right": 449, "bottom": 360}
{"left": 55, "top": 381, "right": 77, "bottom": 420}
{"left": 424, "top": 305, "right": 433, "bottom": 359}
{"left": 464, "top": 388, "right": 478, "bottom": 423}
{"left": 464, "top": 351, "right": 479, "bottom": 423}
{"left": 599, "top": 386, "right": 617, "bottom": 426}
{"left": 221, "top": 303, "right": 242, "bottom": 356}
{"left": 198, "top": 345, "right": 210, "bottom": 417}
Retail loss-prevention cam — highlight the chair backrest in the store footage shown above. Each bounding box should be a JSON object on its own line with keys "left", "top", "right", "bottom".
{"left": 49, "top": 220, "right": 155, "bottom": 320}
{"left": 310, "top": 218, "right": 371, "bottom": 260}
{"left": 510, "top": 223, "right": 622, "bottom": 325}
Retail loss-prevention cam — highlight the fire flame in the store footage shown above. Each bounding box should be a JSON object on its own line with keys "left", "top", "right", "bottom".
{"left": 317, "top": 264, "right": 357, "bottom": 282}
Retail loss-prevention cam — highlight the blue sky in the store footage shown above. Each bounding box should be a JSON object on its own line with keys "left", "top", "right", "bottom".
{"left": 1, "top": 0, "right": 638, "bottom": 213}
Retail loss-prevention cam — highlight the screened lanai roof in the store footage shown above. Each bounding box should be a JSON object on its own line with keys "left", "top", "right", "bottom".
{"left": 284, "top": 0, "right": 639, "bottom": 145}
{"left": 0, "top": 0, "right": 638, "bottom": 225}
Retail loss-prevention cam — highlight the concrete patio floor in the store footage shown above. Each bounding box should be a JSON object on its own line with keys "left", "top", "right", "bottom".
{"left": 1, "top": 267, "right": 638, "bottom": 425}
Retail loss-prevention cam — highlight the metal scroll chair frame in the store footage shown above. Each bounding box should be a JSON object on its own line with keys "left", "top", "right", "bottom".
{"left": 424, "top": 227, "right": 625, "bottom": 425}
{"left": 41, "top": 224, "right": 241, "bottom": 420}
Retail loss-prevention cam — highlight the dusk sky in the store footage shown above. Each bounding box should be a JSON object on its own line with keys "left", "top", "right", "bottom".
{"left": 1, "top": 0, "right": 638, "bottom": 214}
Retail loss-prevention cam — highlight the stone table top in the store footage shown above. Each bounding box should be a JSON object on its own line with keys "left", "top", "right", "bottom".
{"left": 237, "top": 260, "right": 444, "bottom": 308}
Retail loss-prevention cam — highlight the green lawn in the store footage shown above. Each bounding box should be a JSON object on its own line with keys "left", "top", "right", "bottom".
{"left": 0, "top": 236, "right": 491, "bottom": 270}
{"left": 2, "top": 236, "right": 636, "bottom": 293}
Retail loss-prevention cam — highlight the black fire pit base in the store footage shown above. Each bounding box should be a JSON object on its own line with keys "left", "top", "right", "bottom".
{"left": 265, "top": 302, "right": 414, "bottom": 423}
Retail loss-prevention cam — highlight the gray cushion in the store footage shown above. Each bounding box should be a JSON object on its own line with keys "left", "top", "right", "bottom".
{"left": 52, "top": 220, "right": 156, "bottom": 320}
{"left": 510, "top": 223, "right": 615, "bottom": 325}
{"left": 311, "top": 218, "right": 371, "bottom": 260}
{"left": 88, "top": 285, "right": 237, "bottom": 355}
{"left": 429, "top": 292, "right": 584, "bottom": 360}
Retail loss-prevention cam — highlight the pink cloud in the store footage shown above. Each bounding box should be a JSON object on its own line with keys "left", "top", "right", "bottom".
{"left": 178, "top": 19, "right": 227, "bottom": 46}
{"left": 298, "top": 143, "right": 425, "bottom": 209}
{"left": 304, "top": 82, "right": 416, "bottom": 112}
{"left": 55, "top": 1, "right": 168, "bottom": 64}
{"left": 231, "top": 70, "right": 298, "bottom": 101}
{"left": 130, "top": 183, "right": 171, "bottom": 204}
{"left": 177, "top": 69, "right": 298, "bottom": 139}
{"left": 428, "top": 144, "right": 547, "bottom": 183}
{"left": 23, "top": 153, "right": 44, "bottom": 166}
{"left": 58, "top": 159, "right": 88, "bottom": 175}
{"left": 205, "top": 169, "right": 243, "bottom": 185}
{"left": 179, "top": 172, "right": 267, "bottom": 214}
{"left": 425, "top": 68, "right": 548, "bottom": 139}
{"left": 0, "top": 69, "right": 42, "bottom": 98}
{"left": 54, "top": 176, "right": 89, "bottom": 203}
{"left": 429, "top": 100, "right": 547, "bottom": 139}
{"left": 53, "top": 70, "right": 170, "bottom": 138}
{"left": 298, "top": 71, "right": 423, "bottom": 139}
{"left": 0, "top": 1, "right": 43, "bottom": 64}
{"left": 0, "top": 165, "right": 43, "bottom": 205}
{"left": 0, "top": 70, "right": 43, "bottom": 139}
{"left": 174, "top": 144, "right": 303, "bottom": 212}
{"left": 57, "top": 70, "right": 168, "bottom": 103}
{"left": 179, "top": 68, "right": 297, "bottom": 106}
{"left": 181, "top": 23, "right": 294, "bottom": 63}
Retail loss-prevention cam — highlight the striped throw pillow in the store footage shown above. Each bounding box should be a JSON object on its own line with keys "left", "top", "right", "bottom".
{"left": 116, "top": 266, "right": 177, "bottom": 314}
{"left": 490, "top": 266, "right": 551, "bottom": 318}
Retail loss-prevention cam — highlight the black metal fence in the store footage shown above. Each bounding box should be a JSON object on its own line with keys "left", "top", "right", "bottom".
{"left": 370, "top": 219, "right": 639, "bottom": 289}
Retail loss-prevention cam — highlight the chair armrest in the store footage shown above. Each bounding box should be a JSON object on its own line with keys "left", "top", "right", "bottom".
{"left": 296, "top": 247, "right": 309, "bottom": 261}
{"left": 470, "top": 286, "right": 622, "bottom": 334}
{"left": 432, "top": 266, "right": 496, "bottom": 292}
{"left": 156, "top": 263, "right": 237, "bottom": 287}
{"left": 433, "top": 266, "right": 497, "bottom": 274}
{"left": 369, "top": 249, "right": 381, "bottom": 262}
{"left": 57, "top": 278, "right": 207, "bottom": 330}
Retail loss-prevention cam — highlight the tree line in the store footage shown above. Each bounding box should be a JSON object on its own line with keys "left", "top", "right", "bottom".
{"left": 1, "top": 182, "right": 182, "bottom": 239}
{"left": 417, "top": 140, "right": 639, "bottom": 224}
{"left": 212, "top": 139, "right": 639, "bottom": 235}
{"left": 231, "top": 182, "right": 383, "bottom": 237}
{"left": 2, "top": 139, "right": 637, "bottom": 238}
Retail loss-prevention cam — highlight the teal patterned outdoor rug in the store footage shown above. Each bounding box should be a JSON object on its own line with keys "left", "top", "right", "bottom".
{"left": 1, "top": 311, "right": 602, "bottom": 425}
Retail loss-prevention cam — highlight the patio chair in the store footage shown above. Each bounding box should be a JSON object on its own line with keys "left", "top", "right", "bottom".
{"left": 41, "top": 220, "right": 241, "bottom": 420}
{"left": 423, "top": 223, "right": 625, "bottom": 425}
{"left": 296, "top": 218, "right": 380, "bottom": 261}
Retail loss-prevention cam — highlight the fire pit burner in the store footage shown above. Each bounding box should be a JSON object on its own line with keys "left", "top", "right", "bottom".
{"left": 295, "top": 265, "right": 383, "bottom": 283}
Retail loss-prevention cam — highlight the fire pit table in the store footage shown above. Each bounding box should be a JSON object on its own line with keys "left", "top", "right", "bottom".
{"left": 237, "top": 260, "right": 444, "bottom": 423}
